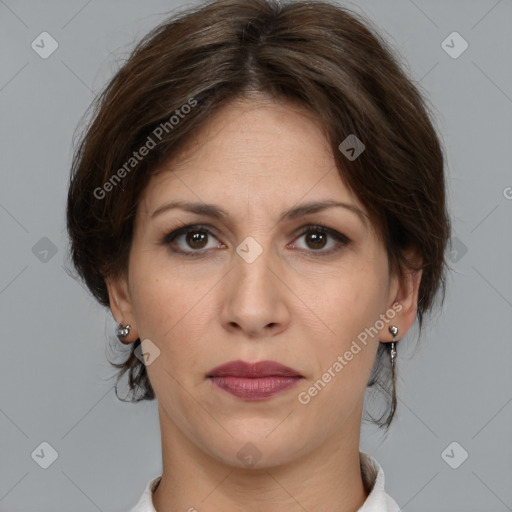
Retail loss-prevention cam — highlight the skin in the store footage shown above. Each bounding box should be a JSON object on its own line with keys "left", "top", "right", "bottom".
{"left": 107, "top": 95, "right": 422, "bottom": 512}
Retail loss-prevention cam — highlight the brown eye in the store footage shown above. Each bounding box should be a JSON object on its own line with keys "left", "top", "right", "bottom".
{"left": 186, "top": 230, "right": 208, "bottom": 249}
{"left": 291, "top": 225, "right": 350, "bottom": 255}
{"left": 305, "top": 230, "right": 327, "bottom": 250}
{"left": 162, "top": 224, "right": 223, "bottom": 256}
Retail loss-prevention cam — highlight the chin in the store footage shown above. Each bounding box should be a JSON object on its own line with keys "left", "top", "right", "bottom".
{"left": 206, "top": 429, "right": 305, "bottom": 470}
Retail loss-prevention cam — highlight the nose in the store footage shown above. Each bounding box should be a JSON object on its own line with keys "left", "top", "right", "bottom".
{"left": 220, "top": 245, "right": 291, "bottom": 339}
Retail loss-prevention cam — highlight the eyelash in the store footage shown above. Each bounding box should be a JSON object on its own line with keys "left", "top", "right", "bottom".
{"left": 160, "top": 223, "right": 350, "bottom": 258}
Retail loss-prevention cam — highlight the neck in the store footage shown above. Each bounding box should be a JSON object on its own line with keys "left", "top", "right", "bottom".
{"left": 152, "top": 406, "right": 368, "bottom": 512}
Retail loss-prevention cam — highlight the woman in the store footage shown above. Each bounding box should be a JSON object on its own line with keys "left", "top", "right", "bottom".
{"left": 66, "top": 0, "right": 451, "bottom": 510}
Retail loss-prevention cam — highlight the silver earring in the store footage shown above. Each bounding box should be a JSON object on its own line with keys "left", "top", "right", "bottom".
{"left": 116, "top": 324, "right": 131, "bottom": 340}
{"left": 389, "top": 325, "right": 398, "bottom": 369}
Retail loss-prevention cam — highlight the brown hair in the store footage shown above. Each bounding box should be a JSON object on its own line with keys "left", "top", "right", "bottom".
{"left": 66, "top": 0, "right": 451, "bottom": 429}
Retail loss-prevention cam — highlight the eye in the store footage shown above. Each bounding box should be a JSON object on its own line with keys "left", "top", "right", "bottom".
{"left": 161, "top": 223, "right": 350, "bottom": 257}
{"left": 161, "top": 224, "right": 224, "bottom": 256}
{"left": 289, "top": 225, "right": 350, "bottom": 255}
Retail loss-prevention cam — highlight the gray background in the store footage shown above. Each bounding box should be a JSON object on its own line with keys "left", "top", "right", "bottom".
{"left": 1, "top": 0, "right": 511, "bottom": 510}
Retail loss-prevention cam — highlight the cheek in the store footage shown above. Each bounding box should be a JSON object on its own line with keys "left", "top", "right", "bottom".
{"left": 128, "top": 253, "right": 216, "bottom": 370}
{"left": 307, "top": 259, "right": 388, "bottom": 379}
{"left": 315, "top": 260, "right": 387, "bottom": 333}
{"left": 132, "top": 275, "right": 206, "bottom": 342}
{"left": 129, "top": 242, "right": 195, "bottom": 329}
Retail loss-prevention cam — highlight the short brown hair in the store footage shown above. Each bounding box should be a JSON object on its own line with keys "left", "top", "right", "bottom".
{"left": 66, "top": 0, "right": 451, "bottom": 429}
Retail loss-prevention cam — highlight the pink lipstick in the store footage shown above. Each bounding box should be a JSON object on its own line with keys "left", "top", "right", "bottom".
{"left": 207, "top": 360, "right": 303, "bottom": 400}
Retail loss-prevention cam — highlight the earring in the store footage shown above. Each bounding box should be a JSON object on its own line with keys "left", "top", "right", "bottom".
{"left": 388, "top": 325, "right": 398, "bottom": 369}
{"left": 116, "top": 324, "right": 131, "bottom": 343}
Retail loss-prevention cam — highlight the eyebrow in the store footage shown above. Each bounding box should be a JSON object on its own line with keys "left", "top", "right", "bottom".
{"left": 151, "top": 199, "right": 368, "bottom": 226}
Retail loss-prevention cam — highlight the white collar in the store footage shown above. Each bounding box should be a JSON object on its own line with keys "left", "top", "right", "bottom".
{"left": 129, "top": 451, "right": 400, "bottom": 512}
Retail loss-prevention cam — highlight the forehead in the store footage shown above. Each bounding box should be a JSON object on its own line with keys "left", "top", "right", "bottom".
{"left": 139, "top": 97, "right": 363, "bottom": 217}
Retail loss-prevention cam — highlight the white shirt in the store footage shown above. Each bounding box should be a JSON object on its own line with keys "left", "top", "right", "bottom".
{"left": 129, "top": 451, "right": 401, "bottom": 511}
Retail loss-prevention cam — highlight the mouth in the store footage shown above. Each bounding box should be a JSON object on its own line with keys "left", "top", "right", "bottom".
{"left": 207, "top": 360, "right": 304, "bottom": 401}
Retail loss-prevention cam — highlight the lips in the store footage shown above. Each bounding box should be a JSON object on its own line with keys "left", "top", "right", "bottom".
{"left": 207, "top": 360, "right": 303, "bottom": 378}
{"left": 207, "top": 360, "right": 303, "bottom": 401}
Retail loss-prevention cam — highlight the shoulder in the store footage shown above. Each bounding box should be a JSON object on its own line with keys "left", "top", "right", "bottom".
{"left": 127, "top": 475, "right": 161, "bottom": 512}
{"left": 358, "top": 451, "right": 401, "bottom": 512}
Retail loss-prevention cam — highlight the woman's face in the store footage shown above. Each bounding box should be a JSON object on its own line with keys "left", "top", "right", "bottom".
{"left": 108, "top": 97, "right": 418, "bottom": 468}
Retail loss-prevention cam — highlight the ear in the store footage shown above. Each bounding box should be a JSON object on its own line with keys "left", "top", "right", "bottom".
{"left": 380, "top": 247, "right": 423, "bottom": 342}
{"left": 105, "top": 274, "right": 138, "bottom": 343}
